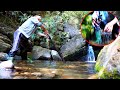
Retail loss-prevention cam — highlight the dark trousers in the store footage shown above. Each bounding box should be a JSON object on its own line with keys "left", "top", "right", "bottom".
{"left": 9, "top": 30, "right": 32, "bottom": 60}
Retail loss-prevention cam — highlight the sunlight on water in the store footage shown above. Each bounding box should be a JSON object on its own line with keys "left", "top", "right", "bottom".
{"left": 0, "top": 60, "right": 97, "bottom": 79}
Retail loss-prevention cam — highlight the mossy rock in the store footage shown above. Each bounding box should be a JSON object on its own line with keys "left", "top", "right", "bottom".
{"left": 95, "top": 36, "right": 120, "bottom": 79}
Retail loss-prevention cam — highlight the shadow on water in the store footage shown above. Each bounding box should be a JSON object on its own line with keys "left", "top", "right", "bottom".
{"left": 0, "top": 60, "right": 97, "bottom": 79}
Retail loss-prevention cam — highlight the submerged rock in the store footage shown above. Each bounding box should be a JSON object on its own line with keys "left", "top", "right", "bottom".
{"left": 43, "top": 73, "right": 56, "bottom": 79}
{"left": 31, "top": 72, "right": 42, "bottom": 77}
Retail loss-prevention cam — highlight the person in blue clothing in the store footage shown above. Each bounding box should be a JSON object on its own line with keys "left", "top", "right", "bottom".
{"left": 92, "top": 11, "right": 120, "bottom": 44}
{"left": 6, "top": 14, "right": 49, "bottom": 61}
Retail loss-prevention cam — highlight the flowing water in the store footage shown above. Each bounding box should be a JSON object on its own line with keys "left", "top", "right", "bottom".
{"left": 0, "top": 60, "right": 97, "bottom": 79}
{"left": 86, "top": 45, "right": 96, "bottom": 63}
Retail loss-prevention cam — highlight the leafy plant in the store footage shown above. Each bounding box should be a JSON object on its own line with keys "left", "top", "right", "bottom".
{"left": 19, "top": 13, "right": 31, "bottom": 24}
{"left": 81, "top": 14, "right": 94, "bottom": 40}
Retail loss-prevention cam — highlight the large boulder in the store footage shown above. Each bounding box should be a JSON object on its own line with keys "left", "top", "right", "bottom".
{"left": 0, "top": 33, "right": 12, "bottom": 45}
{"left": 0, "top": 39, "right": 11, "bottom": 52}
{"left": 0, "top": 23, "right": 15, "bottom": 53}
{"left": 60, "top": 35, "right": 87, "bottom": 61}
{"left": 63, "top": 23, "right": 80, "bottom": 38}
{"left": 0, "top": 23, "right": 15, "bottom": 40}
{"left": 95, "top": 36, "right": 120, "bottom": 79}
{"left": 32, "top": 46, "right": 62, "bottom": 61}
{"left": 32, "top": 46, "right": 51, "bottom": 60}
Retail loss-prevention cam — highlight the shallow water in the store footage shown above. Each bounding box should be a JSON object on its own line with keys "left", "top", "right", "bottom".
{"left": 0, "top": 60, "right": 97, "bottom": 79}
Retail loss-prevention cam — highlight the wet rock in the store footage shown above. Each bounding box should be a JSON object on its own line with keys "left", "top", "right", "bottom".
{"left": 0, "top": 69, "right": 13, "bottom": 79}
{"left": 51, "top": 50, "right": 62, "bottom": 61}
{"left": 32, "top": 46, "right": 51, "bottom": 60}
{"left": 0, "top": 39, "right": 11, "bottom": 52}
{"left": 0, "top": 23, "right": 15, "bottom": 53}
{"left": 31, "top": 72, "right": 42, "bottom": 77}
{"left": 0, "top": 60, "right": 14, "bottom": 69}
{"left": 60, "top": 35, "right": 87, "bottom": 61}
{"left": 0, "top": 23, "right": 15, "bottom": 40}
{"left": 0, "top": 52, "right": 8, "bottom": 60}
{"left": 95, "top": 36, "right": 120, "bottom": 79}
{"left": 0, "top": 33, "right": 12, "bottom": 45}
{"left": 43, "top": 73, "right": 56, "bottom": 79}
{"left": 13, "top": 76, "right": 26, "bottom": 79}
{"left": 63, "top": 23, "right": 80, "bottom": 38}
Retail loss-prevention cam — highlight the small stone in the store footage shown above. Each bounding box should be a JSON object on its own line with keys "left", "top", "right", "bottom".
{"left": 43, "top": 73, "right": 56, "bottom": 79}
{"left": 23, "top": 72, "right": 29, "bottom": 75}
{"left": 13, "top": 76, "right": 25, "bottom": 79}
{"left": 31, "top": 72, "right": 42, "bottom": 77}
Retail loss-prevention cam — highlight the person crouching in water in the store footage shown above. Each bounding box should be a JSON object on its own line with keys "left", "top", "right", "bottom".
{"left": 0, "top": 14, "right": 49, "bottom": 69}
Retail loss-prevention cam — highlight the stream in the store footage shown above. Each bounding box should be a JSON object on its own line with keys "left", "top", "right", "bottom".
{"left": 0, "top": 60, "right": 97, "bottom": 79}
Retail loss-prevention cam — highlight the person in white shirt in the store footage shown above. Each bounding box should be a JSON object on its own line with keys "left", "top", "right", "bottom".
{"left": 7, "top": 14, "right": 49, "bottom": 61}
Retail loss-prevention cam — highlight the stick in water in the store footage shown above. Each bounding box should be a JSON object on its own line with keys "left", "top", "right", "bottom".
{"left": 48, "top": 34, "right": 65, "bottom": 62}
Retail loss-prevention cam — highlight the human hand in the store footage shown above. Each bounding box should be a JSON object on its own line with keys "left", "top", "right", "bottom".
{"left": 104, "top": 22, "right": 114, "bottom": 32}
{"left": 44, "top": 30, "right": 49, "bottom": 39}
{"left": 104, "top": 17, "right": 119, "bottom": 32}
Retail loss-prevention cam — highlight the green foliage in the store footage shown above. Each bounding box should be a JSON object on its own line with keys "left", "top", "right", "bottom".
{"left": 81, "top": 14, "right": 94, "bottom": 40}
{"left": 18, "top": 13, "right": 31, "bottom": 24}
{"left": 100, "top": 69, "right": 120, "bottom": 79}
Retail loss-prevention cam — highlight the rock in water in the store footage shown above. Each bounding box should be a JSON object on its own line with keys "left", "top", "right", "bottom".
{"left": 0, "top": 60, "right": 14, "bottom": 69}
{"left": 32, "top": 46, "right": 51, "bottom": 60}
{"left": 0, "top": 52, "right": 8, "bottom": 60}
{"left": 51, "top": 50, "right": 62, "bottom": 61}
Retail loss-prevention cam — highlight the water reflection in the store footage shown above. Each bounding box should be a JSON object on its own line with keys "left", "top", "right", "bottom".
{"left": 44, "top": 61, "right": 57, "bottom": 68}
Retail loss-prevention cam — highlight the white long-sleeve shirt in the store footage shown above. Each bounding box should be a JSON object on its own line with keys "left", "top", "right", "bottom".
{"left": 17, "top": 16, "right": 42, "bottom": 38}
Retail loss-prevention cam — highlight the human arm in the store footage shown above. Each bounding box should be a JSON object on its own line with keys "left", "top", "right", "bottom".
{"left": 35, "top": 24, "right": 49, "bottom": 39}
{"left": 31, "top": 17, "right": 49, "bottom": 38}
{"left": 104, "top": 17, "right": 119, "bottom": 32}
{"left": 40, "top": 24, "right": 49, "bottom": 38}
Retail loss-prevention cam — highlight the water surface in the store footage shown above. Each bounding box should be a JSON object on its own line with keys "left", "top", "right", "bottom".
{"left": 0, "top": 60, "right": 97, "bottom": 79}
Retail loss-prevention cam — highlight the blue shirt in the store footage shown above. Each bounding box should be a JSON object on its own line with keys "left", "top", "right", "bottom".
{"left": 99, "top": 11, "right": 109, "bottom": 25}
